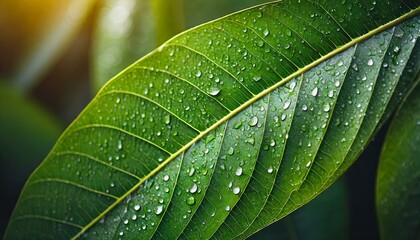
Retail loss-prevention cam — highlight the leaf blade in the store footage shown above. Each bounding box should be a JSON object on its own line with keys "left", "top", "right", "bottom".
{"left": 376, "top": 75, "right": 420, "bottom": 239}
{"left": 5, "top": 1, "right": 420, "bottom": 239}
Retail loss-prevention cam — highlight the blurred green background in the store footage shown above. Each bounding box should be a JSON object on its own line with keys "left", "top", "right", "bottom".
{"left": 0, "top": 0, "right": 383, "bottom": 238}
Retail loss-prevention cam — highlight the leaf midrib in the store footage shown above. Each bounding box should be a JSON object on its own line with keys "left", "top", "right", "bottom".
{"left": 70, "top": 6, "right": 420, "bottom": 239}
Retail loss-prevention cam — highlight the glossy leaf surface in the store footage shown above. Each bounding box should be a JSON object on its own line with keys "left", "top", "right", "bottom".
{"left": 5, "top": 1, "right": 420, "bottom": 239}
{"left": 376, "top": 78, "right": 420, "bottom": 240}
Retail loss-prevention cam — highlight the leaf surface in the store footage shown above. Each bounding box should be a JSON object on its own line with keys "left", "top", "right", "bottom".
{"left": 5, "top": 1, "right": 420, "bottom": 239}
{"left": 376, "top": 75, "right": 420, "bottom": 240}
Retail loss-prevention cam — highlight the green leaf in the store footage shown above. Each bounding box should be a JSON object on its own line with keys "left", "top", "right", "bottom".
{"left": 0, "top": 81, "right": 61, "bottom": 236}
{"left": 376, "top": 75, "right": 420, "bottom": 239}
{"left": 5, "top": 1, "right": 420, "bottom": 239}
{"left": 251, "top": 179, "right": 349, "bottom": 240}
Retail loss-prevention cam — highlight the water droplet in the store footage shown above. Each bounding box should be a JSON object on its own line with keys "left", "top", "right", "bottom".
{"left": 116, "top": 97, "right": 121, "bottom": 104}
{"left": 289, "top": 81, "right": 296, "bottom": 91}
{"left": 119, "top": 231, "right": 124, "bottom": 236}
{"left": 225, "top": 205, "right": 231, "bottom": 211}
{"left": 155, "top": 205, "right": 163, "bottom": 215}
{"left": 188, "top": 167, "right": 195, "bottom": 176}
{"left": 323, "top": 103, "right": 330, "bottom": 112}
{"left": 311, "top": 87, "right": 318, "bottom": 96}
{"left": 263, "top": 29, "right": 270, "bottom": 37}
{"left": 134, "top": 204, "right": 141, "bottom": 211}
{"left": 248, "top": 116, "right": 258, "bottom": 126}
{"left": 186, "top": 196, "right": 195, "bottom": 205}
{"left": 352, "top": 63, "right": 359, "bottom": 71}
{"left": 196, "top": 71, "right": 202, "bottom": 77}
{"left": 283, "top": 101, "right": 291, "bottom": 110}
{"left": 132, "top": 215, "right": 137, "bottom": 220}
{"left": 227, "top": 147, "right": 235, "bottom": 155}
{"left": 235, "top": 167, "right": 243, "bottom": 176}
{"left": 270, "top": 139, "right": 276, "bottom": 146}
{"left": 209, "top": 87, "right": 221, "bottom": 96}
{"left": 253, "top": 76, "right": 262, "bottom": 82}
{"left": 190, "top": 183, "right": 198, "bottom": 193}
{"left": 163, "top": 175, "right": 169, "bottom": 182}
{"left": 124, "top": 219, "right": 128, "bottom": 225}
{"left": 267, "top": 167, "right": 273, "bottom": 173}
{"left": 306, "top": 161, "right": 311, "bottom": 167}
{"left": 337, "top": 60, "right": 344, "bottom": 66}
{"left": 367, "top": 59, "right": 374, "bottom": 66}
{"left": 302, "top": 104, "right": 308, "bottom": 111}
{"left": 281, "top": 114, "right": 287, "bottom": 121}
{"left": 117, "top": 140, "right": 123, "bottom": 150}
{"left": 285, "top": 29, "right": 292, "bottom": 36}
{"left": 335, "top": 81, "right": 340, "bottom": 87}
{"left": 164, "top": 115, "right": 171, "bottom": 124}
{"left": 328, "top": 90, "right": 334, "bottom": 98}
{"left": 234, "top": 121, "right": 242, "bottom": 129}
{"left": 233, "top": 187, "right": 240, "bottom": 195}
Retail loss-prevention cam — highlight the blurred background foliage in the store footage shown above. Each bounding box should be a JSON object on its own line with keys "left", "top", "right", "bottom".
{"left": 0, "top": 0, "right": 384, "bottom": 238}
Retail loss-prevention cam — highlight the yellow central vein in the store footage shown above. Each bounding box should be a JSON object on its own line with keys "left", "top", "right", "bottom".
{"left": 70, "top": 6, "right": 420, "bottom": 239}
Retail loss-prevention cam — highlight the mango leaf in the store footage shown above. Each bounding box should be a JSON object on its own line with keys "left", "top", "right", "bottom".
{"left": 376, "top": 76, "right": 420, "bottom": 239}
{"left": 5, "top": 1, "right": 420, "bottom": 239}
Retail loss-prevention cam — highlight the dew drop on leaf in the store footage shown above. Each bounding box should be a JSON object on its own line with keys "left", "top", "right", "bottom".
{"left": 323, "top": 103, "right": 331, "bottom": 112}
{"left": 186, "top": 196, "right": 195, "bottom": 205}
{"left": 283, "top": 101, "right": 291, "bottom": 110}
{"left": 156, "top": 205, "right": 163, "bottom": 215}
{"left": 248, "top": 116, "right": 258, "bottom": 126}
{"left": 311, "top": 87, "right": 318, "bottom": 96}
{"left": 190, "top": 183, "right": 198, "bottom": 193}
{"left": 235, "top": 167, "right": 243, "bottom": 176}
{"left": 263, "top": 28, "right": 270, "bottom": 37}
{"left": 164, "top": 115, "right": 171, "bottom": 124}
{"left": 227, "top": 147, "right": 235, "bottom": 155}
{"left": 208, "top": 87, "right": 221, "bottom": 96}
